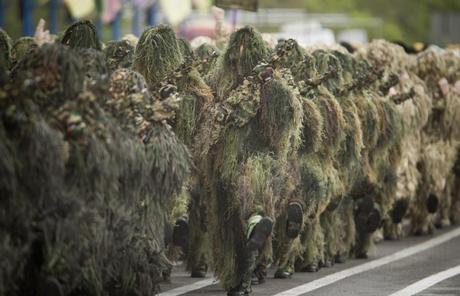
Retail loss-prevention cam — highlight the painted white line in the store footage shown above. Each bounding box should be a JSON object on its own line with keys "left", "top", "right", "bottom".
{"left": 273, "top": 227, "right": 460, "bottom": 296}
{"left": 388, "top": 265, "right": 460, "bottom": 296}
{"left": 159, "top": 278, "right": 216, "bottom": 296}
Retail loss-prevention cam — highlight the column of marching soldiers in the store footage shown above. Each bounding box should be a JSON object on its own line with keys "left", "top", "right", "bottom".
{"left": 0, "top": 20, "right": 460, "bottom": 296}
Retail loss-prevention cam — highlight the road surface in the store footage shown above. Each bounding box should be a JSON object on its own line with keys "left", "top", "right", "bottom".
{"left": 160, "top": 226, "right": 460, "bottom": 296}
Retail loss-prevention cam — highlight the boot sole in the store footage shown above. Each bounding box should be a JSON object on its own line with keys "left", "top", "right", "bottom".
{"left": 286, "top": 203, "right": 303, "bottom": 238}
{"left": 247, "top": 217, "right": 273, "bottom": 251}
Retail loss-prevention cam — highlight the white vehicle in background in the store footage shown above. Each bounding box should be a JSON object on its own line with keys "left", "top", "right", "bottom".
{"left": 270, "top": 21, "right": 335, "bottom": 47}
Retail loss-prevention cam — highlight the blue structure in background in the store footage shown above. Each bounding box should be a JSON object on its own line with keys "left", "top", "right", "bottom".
{"left": 49, "top": 0, "right": 58, "bottom": 34}
{"left": 132, "top": 5, "right": 141, "bottom": 36}
{"left": 0, "top": 0, "right": 5, "bottom": 28}
{"left": 147, "top": 2, "right": 158, "bottom": 26}
{"left": 22, "top": 0, "right": 35, "bottom": 36}
{"left": 112, "top": 11, "right": 122, "bottom": 40}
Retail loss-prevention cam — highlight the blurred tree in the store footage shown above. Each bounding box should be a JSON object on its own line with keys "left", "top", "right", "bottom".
{"left": 259, "top": 0, "right": 460, "bottom": 44}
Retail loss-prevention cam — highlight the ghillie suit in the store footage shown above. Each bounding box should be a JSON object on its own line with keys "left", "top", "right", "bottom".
{"left": 358, "top": 40, "right": 431, "bottom": 240}
{"left": 61, "top": 20, "right": 101, "bottom": 50}
{"left": 0, "top": 28, "right": 12, "bottom": 84}
{"left": 75, "top": 48, "right": 110, "bottom": 96}
{"left": 10, "top": 37, "right": 38, "bottom": 67}
{"left": 411, "top": 49, "right": 460, "bottom": 235}
{"left": 133, "top": 25, "right": 214, "bottom": 278}
{"left": 450, "top": 151, "right": 460, "bottom": 225}
{"left": 194, "top": 43, "right": 220, "bottom": 76}
{"left": 178, "top": 38, "right": 194, "bottom": 59}
{"left": 350, "top": 52, "right": 403, "bottom": 258}
{"left": 195, "top": 27, "right": 302, "bottom": 295}
{"left": 103, "top": 40, "right": 135, "bottom": 73}
{"left": 2, "top": 43, "right": 190, "bottom": 295}
{"left": 284, "top": 48, "right": 348, "bottom": 272}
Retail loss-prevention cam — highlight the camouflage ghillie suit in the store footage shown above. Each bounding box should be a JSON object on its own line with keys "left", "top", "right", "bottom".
{"left": 194, "top": 43, "right": 220, "bottom": 76}
{"left": 0, "top": 28, "right": 12, "bottom": 84}
{"left": 196, "top": 27, "right": 302, "bottom": 295}
{"left": 410, "top": 49, "right": 460, "bottom": 235}
{"left": 104, "top": 40, "right": 135, "bottom": 73}
{"left": 359, "top": 40, "right": 431, "bottom": 240}
{"left": 133, "top": 25, "right": 214, "bottom": 278}
{"left": 61, "top": 20, "right": 101, "bottom": 50}
{"left": 11, "top": 37, "right": 38, "bottom": 67}
{"left": 2, "top": 42, "right": 190, "bottom": 295}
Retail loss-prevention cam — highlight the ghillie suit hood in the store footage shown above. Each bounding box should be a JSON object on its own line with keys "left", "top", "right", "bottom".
{"left": 207, "top": 26, "right": 270, "bottom": 100}
{"left": 194, "top": 43, "right": 220, "bottom": 76}
{"left": 104, "top": 40, "right": 135, "bottom": 72}
{"left": 10, "top": 37, "right": 38, "bottom": 67}
{"left": 0, "top": 28, "right": 12, "bottom": 84}
{"left": 75, "top": 48, "right": 110, "bottom": 96}
{"left": 10, "top": 43, "right": 84, "bottom": 110}
{"left": 61, "top": 20, "right": 101, "bottom": 50}
{"left": 133, "top": 25, "right": 183, "bottom": 87}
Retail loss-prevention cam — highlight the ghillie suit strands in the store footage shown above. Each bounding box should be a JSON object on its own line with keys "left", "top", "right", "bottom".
{"left": 0, "top": 28, "right": 12, "bottom": 84}
{"left": 195, "top": 26, "right": 302, "bottom": 295}
{"left": 207, "top": 26, "right": 270, "bottom": 101}
{"left": 10, "top": 37, "right": 38, "bottom": 67}
{"left": 133, "top": 25, "right": 183, "bottom": 87}
{"left": 194, "top": 43, "right": 220, "bottom": 76}
{"left": 2, "top": 43, "right": 190, "bottom": 295}
{"left": 61, "top": 20, "right": 101, "bottom": 50}
{"left": 358, "top": 40, "right": 431, "bottom": 240}
{"left": 133, "top": 24, "right": 214, "bottom": 278}
{"left": 178, "top": 38, "right": 194, "bottom": 59}
{"left": 410, "top": 49, "right": 460, "bottom": 235}
{"left": 75, "top": 48, "right": 110, "bottom": 96}
{"left": 103, "top": 40, "right": 135, "bottom": 73}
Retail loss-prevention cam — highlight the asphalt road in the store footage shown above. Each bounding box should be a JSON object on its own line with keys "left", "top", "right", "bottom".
{"left": 160, "top": 226, "right": 460, "bottom": 296}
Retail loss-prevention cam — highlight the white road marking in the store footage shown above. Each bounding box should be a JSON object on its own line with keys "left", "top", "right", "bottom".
{"left": 159, "top": 278, "right": 216, "bottom": 296}
{"left": 388, "top": 265, "right": 460, "bottom": 296}
{"left": 273, "top": 227, "right": 460, "bottom": 296}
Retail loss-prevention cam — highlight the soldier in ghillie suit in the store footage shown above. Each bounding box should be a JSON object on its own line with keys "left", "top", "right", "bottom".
{"left": 0, "top": 28, "right": 12, "bottom": 84}
{"left": 3, "top": 41, "right": 191, "bottom": 295}
{"left": 410, "top": 49, "right": 460, "bottom": 235}
{"left": 10, "top": 37, "right": 38, "bottom": 67}
{"left": 61, "top": 20, "right": 101, "bottom": 50}
{"left": 358, "top": 40, "right": 431, "bottom": 240}
{"left": 133, "top": 24, "right": 214, "bottom": 278}
{"left": 194, "top": 43, "right": 220, "bottom": 76}
{"left": 104, "top": 40, "right": 135, "bottom": 73}
{"left": 196, "top": 26, "right": 303, "bottom": 295}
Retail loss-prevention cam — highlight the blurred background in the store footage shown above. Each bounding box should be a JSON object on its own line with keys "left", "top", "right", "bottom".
{"left": 0, "top": 0, "right": 459, "bottom": 46}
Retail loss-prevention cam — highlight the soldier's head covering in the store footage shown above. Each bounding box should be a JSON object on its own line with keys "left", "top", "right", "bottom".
{"left": 61, "top": 20, "right": 101, "bottom": 50}
{"left": 104, "top": 39, "right": 135, "bottom": 72}
{"left": 224, "top": 26, "right": 269, "bottom": 78}
{"left": 133, "top": 24, "right": 183, "bottom": 86}
{"left": 194, "top": 42, "right": 220, "bottom": 75}
{"left": 76, "top": 48, "right": 109, "bottom": 96}
{"left": 11, "top": 37, "right": 38, "bottom": 66}
{"left": 10, "top": 43, "right": 84, "bottom": 107}
{"left": 0, "top": 28, "right": 12, "bottom": 83}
